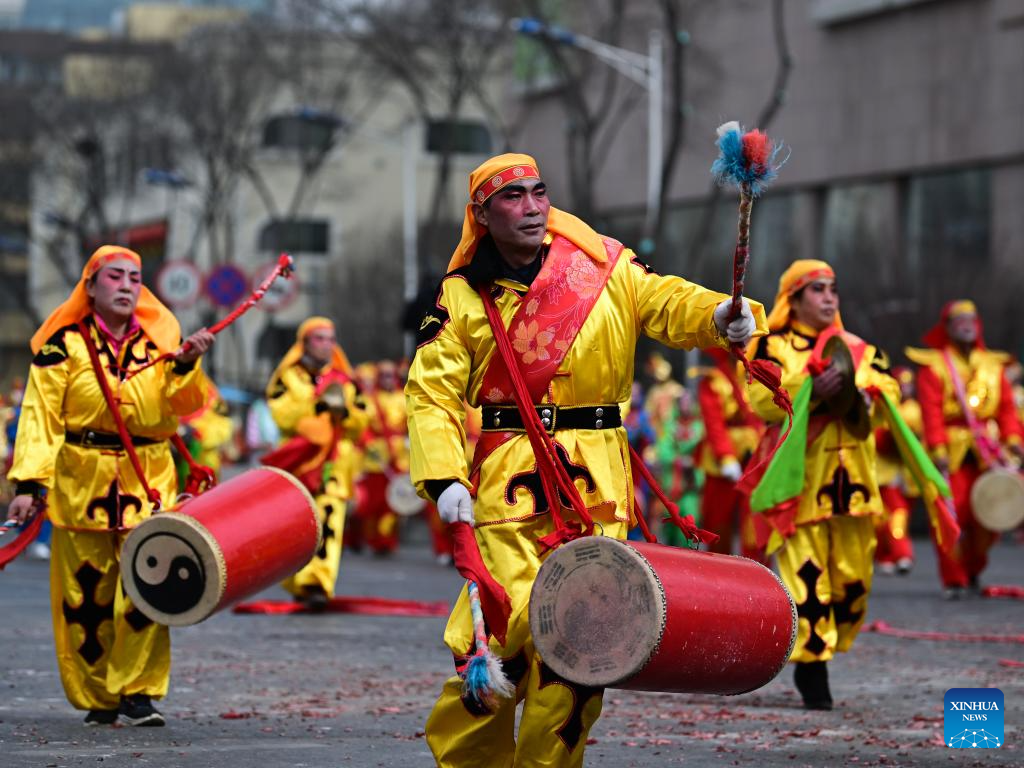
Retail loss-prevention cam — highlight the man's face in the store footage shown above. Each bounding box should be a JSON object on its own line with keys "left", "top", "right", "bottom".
{"left": 303, "top": 327, "right": 336, "bottom": 367}
{"left": 791, "top": 278, "right": 839, "bottom": 332}
{"left": 472, "top": 179, "right": 550, "bottom": 253}
{"left": 947, "top": 313, "right": 978, "bottom": 345}
{"left": 86, "top": 258, "right": 142, "bottom": 324}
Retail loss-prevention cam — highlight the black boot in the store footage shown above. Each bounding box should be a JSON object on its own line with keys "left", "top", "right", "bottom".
{"left": 794, "top": 661, "right": 833, "bottom": 710}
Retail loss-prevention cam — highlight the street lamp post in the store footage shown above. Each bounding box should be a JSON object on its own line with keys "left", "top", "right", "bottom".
{"left": 511, "top": 18, "right": 663, "bottom": 246}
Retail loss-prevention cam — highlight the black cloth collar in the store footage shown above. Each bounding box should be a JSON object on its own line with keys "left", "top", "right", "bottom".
{"left": 463, "top": 234, "right": 545, "bottom": 290}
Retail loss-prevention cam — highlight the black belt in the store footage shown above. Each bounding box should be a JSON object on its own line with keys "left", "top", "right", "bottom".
{"left": 65, "top": 430, "right": 163, "bottom": 449}
{"left": 480, "top": 404, "right": 621, "bottom": 434}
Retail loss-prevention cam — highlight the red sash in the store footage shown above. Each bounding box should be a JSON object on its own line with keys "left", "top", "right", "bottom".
{"left": 470, "top": 234, "right": 623, "bottom": 479}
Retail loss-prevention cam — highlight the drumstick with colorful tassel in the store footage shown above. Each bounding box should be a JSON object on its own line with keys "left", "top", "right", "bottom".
{"left": 462, "top": 580, "right": 514, "bottom": 711}
{"left": 710, "top": 121, "right": 795, "bottom": 480}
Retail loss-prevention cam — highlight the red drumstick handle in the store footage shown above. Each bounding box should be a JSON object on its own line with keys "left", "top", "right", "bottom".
{"left": 729, "top": 184, "right": 752, "bottom": 321}
{"left": 178, "top": 253, "right": 295, "bottom": 354}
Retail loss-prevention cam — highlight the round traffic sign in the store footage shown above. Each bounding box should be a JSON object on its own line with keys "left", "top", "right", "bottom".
{"left": 205, "top": 264, "right": 249, "bottom": 308}
{"left": 253, "top": 260, "right": 300, "bottom": 312}
{"left": 155, "top": 260, "right": 202, "bottom": 309}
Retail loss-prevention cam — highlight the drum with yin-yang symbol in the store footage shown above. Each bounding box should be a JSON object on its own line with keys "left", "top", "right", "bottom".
{"left": 121, "top": 467, "right": 320, "bottom": 626}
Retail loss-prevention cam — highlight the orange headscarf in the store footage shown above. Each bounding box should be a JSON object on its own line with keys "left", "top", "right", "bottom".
{"left": 447, "top": 152, "right": 610, "bottom": 273}
{"left": 268, "top": 316, "right": 353, "bottom": 391}
{"left": 30, "top": 245, "right": 181, "bottom": 355}
{"left": 748, "top": 259, "right": 841, "bottom": 357}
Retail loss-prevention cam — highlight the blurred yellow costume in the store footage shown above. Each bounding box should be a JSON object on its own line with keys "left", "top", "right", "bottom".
{"left": 8, "top": 246, "right": 208, "bottom": 711}
{"left": 749, "top": 260, "right": 898, "bottom": 664}
{"left": 180, "top": 385, "right": 233, "bottom": 477}
{"left": 408, "top": 154, "right": 766, "bottom": 767}
{"left": 266, "top": 318, "right": 365, "bottom": 599}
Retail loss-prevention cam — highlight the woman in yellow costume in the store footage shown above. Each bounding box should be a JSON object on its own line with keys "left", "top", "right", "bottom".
{"left": 264, "top": 317, "right": 366, "bottom": 609}
{"left": 6, "top": 246, "right": 213, "bottom": 726}
{"left": 747, "top": 260, "right": 899, "bottom": 711}
{"left": 407, "top": 153, "right": 764, "bottom": 767}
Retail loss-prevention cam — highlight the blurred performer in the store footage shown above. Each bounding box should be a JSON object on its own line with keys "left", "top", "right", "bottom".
{"left": 643, "top": 351, "right": 685, "bottom": 435}
{"left": 265, "top": 318, "right": 366, "bottom": 608}
{"left": 359, "top": 360, "right": 409, "bottom": 556}
{"left": 624, "top": 382, "right": 657, "bottom": 541}
{"left": 748, "top": 260, "right": 899, "bottom": 710}
{"left": 906, "top": 300, "right": 1024, "bottom": 598}
{"left": 6, "top": 245, "right": 213, "bottom": 726}
{"left": 179, "top": 383, "right": 233, "bottom": 480}
{"left": 696, "top": 347, "right": 763, "bottom": 559}
{"left": 407, "top": 153, "right": 763, "bottom": 767}
{"left": 655, "top": 388, "right": 705, "bottom": 548}
{"left": 873, "top": 367, "right": 921, "bottom": 575}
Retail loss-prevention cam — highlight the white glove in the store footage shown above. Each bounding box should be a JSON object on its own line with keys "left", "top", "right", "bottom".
{"left": 720, "top": 459, "right": 743, "bottom": 483}
{"left": 437, "top": 482, "right": 474, "bottom": 527}
{"left": 713, "top": 297, "right": 757, "bottom": 345}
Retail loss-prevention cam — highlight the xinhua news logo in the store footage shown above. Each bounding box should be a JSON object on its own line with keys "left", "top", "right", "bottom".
{"left": 944, "top": 688, "right": 1004, "bottom": 748}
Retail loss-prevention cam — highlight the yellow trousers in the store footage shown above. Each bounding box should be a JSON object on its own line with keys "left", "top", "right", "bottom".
{"left": 777, "top": 515, "right": 876, "bottom": 664}
{"left": 427, "top": 516, "right": 628, "bottom": 767}
{"left": 50, "top": 527, "right": 170, "bottom": 710}
{"left": 281, "top": 492, "right": 346, "bottom": 598}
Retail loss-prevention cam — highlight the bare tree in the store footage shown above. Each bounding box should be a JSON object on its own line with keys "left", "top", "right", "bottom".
{"left": 686, "top": 0, "right": 793, "bottom": 279}
{"left": 296, "top": 0, "right": 515, "bottom": 269}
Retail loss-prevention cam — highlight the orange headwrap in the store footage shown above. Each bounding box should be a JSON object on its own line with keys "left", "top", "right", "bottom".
{"left": 765, "top": 259, "right": 842, "bottom": 332}
{"left": 268, "top": 316, "right": 353, "bottom": 391}
{"left": 448, "top": 152, "right": 610, "bottom": 273}
{"left": 747, "top": 259, "right": 840, "bottom": 357}
{"left": 30, "top": 245, "right": 181, "bottom": 355}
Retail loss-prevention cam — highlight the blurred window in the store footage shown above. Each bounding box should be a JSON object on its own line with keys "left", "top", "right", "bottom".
{"left": 262, "top": 114, "right": 337, "bottom": 152}
{"left": 259, "top": 219, "right": 329, "bottom": 254}
{"left": 425, "top": 119, "right": 491, "bottom": 155}
{"left": 906, "top": 168, "right": 990, "bottom": 273}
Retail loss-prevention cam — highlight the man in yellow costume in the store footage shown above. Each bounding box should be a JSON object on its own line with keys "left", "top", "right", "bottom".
{"left": 358, "top": 360, "right": 410, "bottom": 555}
{"left": 406, "top": 153, "right": 764, "bottom": 767}
{"left": 906, "top": 300, "right": 1024, "bottom": 597}
{"left": 6, "top": 246, "right": 213, "bottom": 726}
{"left": 747, "top": 260, "right": 900, "bottom": 711}
{"left": 873, "top": 367, "right": 921, "bottom": 575}
{"left": 265, "top": 317, "right": 366, "bottom": 609}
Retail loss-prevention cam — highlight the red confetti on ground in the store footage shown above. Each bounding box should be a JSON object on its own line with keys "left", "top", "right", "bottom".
{"left": 982, "top": 584, "right": 1024, "bottom": 600}
{"left": 862, "top": 620, "right": 1024, "bottom": 644}
{"left": 998, "top": 658, "right": 1024, "bottom": 667}
{"left": 232, "top": 595, "right": 450, "bottom": 617}
{"left": 219, "top": 711, "right": 254, "bottom": 719}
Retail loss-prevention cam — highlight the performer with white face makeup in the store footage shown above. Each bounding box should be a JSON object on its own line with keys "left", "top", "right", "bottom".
{"left": 6, "top": 245, "right": 213, "bottom": 727}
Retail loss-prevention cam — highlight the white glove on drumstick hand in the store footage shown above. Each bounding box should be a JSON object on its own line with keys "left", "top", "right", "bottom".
{"left": 713, "top": 297, "right": 757, "bottom": 345}
{"left": 437, "top": 483, "right": 474, "bottom": 527}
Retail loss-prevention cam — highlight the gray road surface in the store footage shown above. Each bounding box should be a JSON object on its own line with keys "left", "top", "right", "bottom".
{"left": 1, "top": 526, "right": 1021, "bottom": 767}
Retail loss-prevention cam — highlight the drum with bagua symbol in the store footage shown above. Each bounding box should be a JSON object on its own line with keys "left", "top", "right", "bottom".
{"left": 121, "top": 467, "right": 319, "bottom": 626}
{"left": 529, "top": 536, "right": 797, "bottom": 694}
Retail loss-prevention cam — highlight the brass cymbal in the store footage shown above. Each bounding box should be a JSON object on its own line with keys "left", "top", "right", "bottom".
{"left": 821, "top": 335, "right": 871, "bottom": 439}
{"left": 319, "top": 383, "right": 347, "bottom": 415}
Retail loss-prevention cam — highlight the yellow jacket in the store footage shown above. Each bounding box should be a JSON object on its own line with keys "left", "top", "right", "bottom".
{"left": 266, "top": 362, "right": 367, "bottom": 444}
{"left": 749, "top": 320, "right": 899, "bottom": 525}
{"left": 8, "top": 316, "right": 208, "bottom": 530}
{"left": 407, "top": 249, "right": 767, "bottom": 525}
{"left": 697, "top": 368, "right": 761, "bottom": 477}
{"left": 360, "top": 389, "right": 409, "bottom": 474}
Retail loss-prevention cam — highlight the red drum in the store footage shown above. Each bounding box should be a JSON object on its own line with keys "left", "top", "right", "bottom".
{"left": 529, "top": 537, "right": 796, "bottom": 694}
{"left": 121, "top": 467, "right": 320, "bottom": 627}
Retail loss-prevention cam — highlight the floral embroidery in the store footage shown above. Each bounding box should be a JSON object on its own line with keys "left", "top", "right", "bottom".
{"left": 526, "top": 297, "right": 540, "bottom": 316}
{"left": 484, "top": 387, "right": 507, "bottom": 403}
{"left": 564, "top": 252, "right": 602, "bottom": 297}
{"left": 512, "top": 320, "right": 555, "bottom": 365}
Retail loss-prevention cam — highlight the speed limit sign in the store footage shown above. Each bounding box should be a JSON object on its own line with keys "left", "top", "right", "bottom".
{"left": 155, "top": 260, "right": 202, "bottom": 309}
{"left": 252, "top": 259, "right": 300, "bottom": 312}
